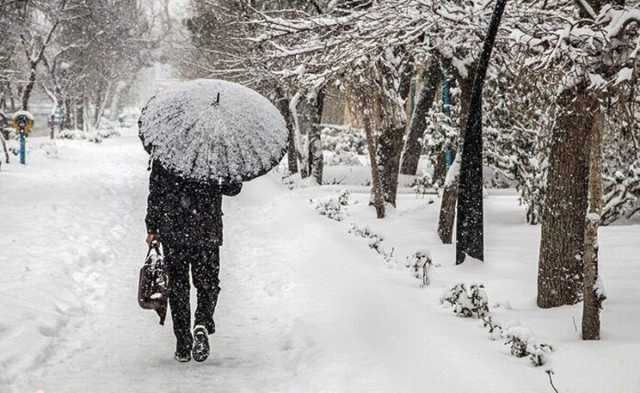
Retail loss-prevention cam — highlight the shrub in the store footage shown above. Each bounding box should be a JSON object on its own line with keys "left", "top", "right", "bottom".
{"left": 349, "top": 224, "right": 395, "bottom": 264}
{"left": 314, "top": 190, "right": 351, "bottom": 221}
{"left": 441, "top": 283, "right": 489, "bottom": 318}
{"left": 406, "top": 250, "right": 433, "bottom": 287}
{"left": 504, "top": 326, "right": 553, "bottom": 367}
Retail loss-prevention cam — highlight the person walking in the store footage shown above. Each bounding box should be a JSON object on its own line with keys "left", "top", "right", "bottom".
{"left": 138, "top": 79, "right": 289, "bottom": 363}
{"left": 145, "top": 160, "right": 242, "bottom": 362}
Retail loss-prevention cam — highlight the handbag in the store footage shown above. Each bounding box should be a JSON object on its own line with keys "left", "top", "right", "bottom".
{"left": 138, "top": 241, "right": 169, "bottom": 325}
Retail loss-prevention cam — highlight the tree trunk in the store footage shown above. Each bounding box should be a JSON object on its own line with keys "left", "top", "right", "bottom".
{"left": 437, "top": 77, "right": 473, "bottom": 244}
{"left": 0, "top": 84, "right": 6, "bottom": 110}
{"left": 275, "top": 88, "right": 298, "bottom": 174}
{"left": 363, "top": 112, "right": 385, "bottom": 219}
{"left": 21, "top": 62, "right": 37, "bottom": 111}
{"left": 64, "top": 98, "right": 73, "bottom": 129}
{"left": 537, "top": 84, "right": 595, "bottom": 308}
{"left": 1, "top": 133, "right": 10, "bottom": 165}
{"left": 309, "top": 89, "right": 325, "bottom": 185}
{"left": 432, "top": 151, "right": 448, "bottom": 186}
{"left": 94, "top": 81, "right": 114, "bottom": 130}
{"left": 455, "top": 0, "right": 508, "bottom": 264}
{"left": 438, "top": 152, "right": 460, "bottom": 243}
{"left": 582, "top": 109, "right": 605, "bottom": 340}
{"left": 9, "top": 82, "right": 16, "bottom": 111}
{"left": 400, "top": 58, "right": 440, "bottom": 176}
{"left": 294, "top": 92, "right": 324, "bottom": 179}
{"left": 75, "top": 97, "right": 83, "bottom": 130}
{"left": 376, "top": 64, "right": 413, "bottom": 207}
{"left": 109, "top": 81, "right": 127, "bottom": 121}
{"left": 377, "top": 123, "right": 406, "bottom": 206}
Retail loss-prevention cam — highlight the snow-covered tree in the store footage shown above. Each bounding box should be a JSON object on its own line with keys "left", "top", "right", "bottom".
{"left": 507, "top": 1, "right": 640, "bottom": 328}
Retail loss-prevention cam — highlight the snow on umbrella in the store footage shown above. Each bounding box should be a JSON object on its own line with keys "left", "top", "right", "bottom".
{"left": 139, "top": 79, "right": 288, "bottom": 183}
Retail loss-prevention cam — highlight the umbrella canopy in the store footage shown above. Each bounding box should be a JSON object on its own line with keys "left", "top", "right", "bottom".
{"left": 139, "top": 79, "right": 288, "bottom": 183}
{"left": 12, "top": 110, "right": 34, "bottom": 121}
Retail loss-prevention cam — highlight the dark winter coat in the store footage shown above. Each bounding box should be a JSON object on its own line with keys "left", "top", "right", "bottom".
{"left": 145, "top": 160, "right": 242, "bottom": 246}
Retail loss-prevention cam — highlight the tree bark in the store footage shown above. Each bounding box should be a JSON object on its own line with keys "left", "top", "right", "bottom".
{"left": 400, "top": 58, "right": 440, "bottom": 176}
{"left": 432, "top": 151, "right": 448, "bottom": 186}
{"left": 64, "top": 98, "right": 73, "bottom": 129}
{"left": 363, "top": 112, "right": 385, "bottom": 218}
{"left": 377, "top": 123, "right": 406, "bottom": 206}
{"left": 109, "top": 80, "right": 128, "bottom": 121}
{"left": 76, "top": 95, "right": 85, "bottom": 132}
{"left": 455, "top": 0, "right": 508, "bottom": 264}
{"left": 295, "top": 91, "right": 324, "bottom": 180}
{"left": 8, "top": 81, "right": 16, "bottom": 111}
{"left": 0, "top": 84, "right": 6, "bottom": 110}
{"left": 21, "top": 62, "right": 37, "bottom": 111}
{"left": 1, "top": 132, "right": 10, "bottom": 165}
{"left": 538, "top": 85, "right": 595, "bottom": 308}
{"left": 582, "top": 109, "right": 605, "bottom": 340}
{"left": 437, "top": 77, "right": 473, "bottom": 244}
{"left": 275, "top": 87, "right": 298, "bottom": 174}
{"left": 376, "top": 61, "right": 413, "bottom": 207}
{"left": 93, "top": 80, "right": 113, "bottom": 129}
{"left": 309, "top": 89, "right": 325, "bottom": 185}
{"left": 438, "top": 152, "right": 460, "bottom": 243}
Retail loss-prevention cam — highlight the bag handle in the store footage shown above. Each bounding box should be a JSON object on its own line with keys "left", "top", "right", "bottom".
{"left": 146, "top": 240, "right": 163, "bottom": 258}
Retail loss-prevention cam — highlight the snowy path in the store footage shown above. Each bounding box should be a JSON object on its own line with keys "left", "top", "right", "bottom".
{"left": 4, "top": 133, "right": 549, "bottom": 393}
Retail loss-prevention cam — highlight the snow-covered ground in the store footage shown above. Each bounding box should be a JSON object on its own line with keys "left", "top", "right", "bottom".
{"left": 1, "top": 131, "right": 638, "bottom": 393}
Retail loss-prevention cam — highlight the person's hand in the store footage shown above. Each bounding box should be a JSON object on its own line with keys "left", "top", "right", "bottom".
{"left": 146, "top": 233, "right": 158, "bottom": 246}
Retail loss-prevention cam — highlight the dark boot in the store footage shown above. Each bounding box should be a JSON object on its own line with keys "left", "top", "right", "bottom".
{"left": 192, "top": 325, "right": 210, "bottom": 362}
{"left": 175, "top": 336, "right": 193, "bottom": 363}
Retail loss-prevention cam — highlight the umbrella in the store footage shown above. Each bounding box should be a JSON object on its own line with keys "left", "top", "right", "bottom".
{"left": 139, "top": 79, "right": 288, "bottom": 183}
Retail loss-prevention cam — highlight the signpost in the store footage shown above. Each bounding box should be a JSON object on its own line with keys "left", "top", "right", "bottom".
{"left": 12, "top": 111, "right": 34, "bottom": 165}
{"left": 49, "top": 107, "right": 65, "bottom": 139}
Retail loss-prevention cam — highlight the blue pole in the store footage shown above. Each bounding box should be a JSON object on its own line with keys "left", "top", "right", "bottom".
{"left": 445, "top": 149, "right": 455, "bottom": 167}
{"left": 19, "top": 132, "right": 26, "bottom": 165}
{"left": 442, "top": 78, "right": 451, "bottom": 116}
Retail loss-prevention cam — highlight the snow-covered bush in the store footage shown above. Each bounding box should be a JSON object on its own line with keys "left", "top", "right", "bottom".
{"left": 314, "top": 190, "right": 351, "bottom": 221}
{"left": 58, "top": 129, "right": 86, "bottom": 140}
{"left": 96, "top": 119, "right": 122, "bottom": 139}
{"left": 337, "top": 189, "right": 350, "bottom": 206}
{"left": 440, "top": 283, "right": 555, "bottom": 367}
{"left": 441, "top": 283, "right": 489, "bottom": 318}
{"left": 58, "top": 124, "right": 121, "bottom": 143}
{"left": 482, "top": 316, "right": 504, "bottom": 341}
{"left": 348, "top": 224, "right": 378, "bottom": 239}
{"left": 348, "top": 224, "right": 395, "bottom": 264}
{"left": 412, "top": 174, "right": 435, "bottom": 195}
{"left": 281, "top": 174, "right": 296, "bottom": 190}
{"left": 504, "top": 326, "right": 553, "bottom": 367}
{"left": 324, "top": 150, "right": 363, "bottom": 166}
{"left": 315, "top": 198, "right": 345, "bottom": 221}
{"left": 1, "top": 127, "right": 16, "bottom": 140}
{"left": 39, "top": 141, "right": 59, "bottom": 159}
{"left": 601, "top": 163, "right": 640, "bottom": 224}
{"left": 469, "top": 284, "right": 490, "bottom": 318}
{"left": 406, "top": 250, "right": 432, "bottom": 287}
{"left": 480, "top": 316, "right": 554, "bottom": 367}
{"left": 59, "top": 129, "right": 103, "bottom": 143}
{"left": 321, "top": 125, "right": 366, "bottom": 156}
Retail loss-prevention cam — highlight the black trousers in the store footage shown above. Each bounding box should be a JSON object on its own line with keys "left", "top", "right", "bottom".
{"left": 164, "top": 242, "right": 220, "bottom": 348}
